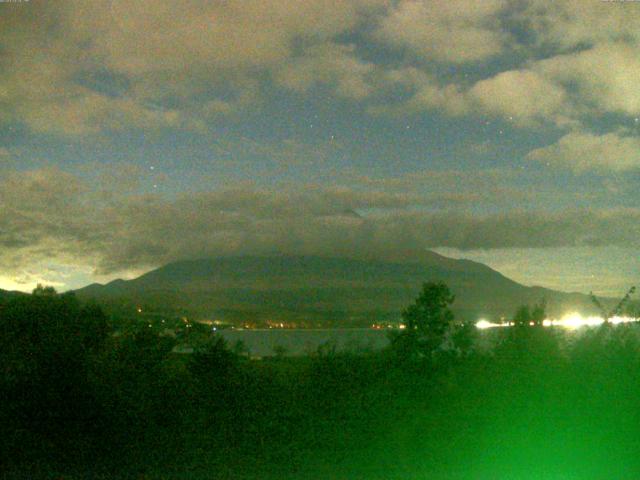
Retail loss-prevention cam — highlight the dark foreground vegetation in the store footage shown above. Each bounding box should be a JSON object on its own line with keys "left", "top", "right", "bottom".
{"left": 3, "top": 284, "right": 640, "bottom": 479}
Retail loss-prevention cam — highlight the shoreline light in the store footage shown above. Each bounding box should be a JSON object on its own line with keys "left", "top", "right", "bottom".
{"left": 476, "top": 313, "right": 639, "bottom": 330}
{"left": 476, "top": 319, "right": 510, "bottom": 329}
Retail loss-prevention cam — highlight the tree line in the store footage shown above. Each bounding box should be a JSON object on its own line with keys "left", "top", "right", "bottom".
{"left": 2, "top": 282, "right": 640, "bottom": 479}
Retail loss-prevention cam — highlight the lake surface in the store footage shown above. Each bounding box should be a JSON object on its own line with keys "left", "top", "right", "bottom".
{"left": 217, "top": 324, "right": 625, "bottom": 357}
{"left": 219, "top": 328, "right": 391, "bottom": 357}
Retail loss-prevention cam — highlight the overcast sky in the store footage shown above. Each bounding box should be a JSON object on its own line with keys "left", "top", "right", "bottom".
{"left": 2, "top": 0, "right": 640, "bottom": 295}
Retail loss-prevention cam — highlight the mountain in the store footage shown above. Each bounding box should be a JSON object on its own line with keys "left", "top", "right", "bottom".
{"left": 0, "top": 288, "right": 26, "bottom": 303}
{"left": 74, "top": 253, "right": 607, "bottom": 326}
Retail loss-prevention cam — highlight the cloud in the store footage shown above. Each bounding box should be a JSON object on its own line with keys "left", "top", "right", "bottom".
{"left": 522, "top": 0, "right": 640, "bottom": 51}
{"left": 274, "top": 43, "right": 376, "bottom": 100}
{"left": 369, "top": 4, "right": 640, "bottom": 128}
{"left": 535, "top": 42, "right": 640, "bottom": 118}
{"left": 468, "top": 69, "right": 571, "bottom": 127}
{"left": 2, "top": 168, "right": 640, "bottom": 279}
{"left": 375, "top": 0, "right": 509, "bottom": 64}
{"left": 3, "top": 0, "right": 640, "bottom": 137}
{"left": 367, "top": 67, "right": 471, "bottom": 117}
{"left": 97, "top": 0, "right": 388, "bottom": 75}
{"left": 0, "top": 0, "right": 387, "bottom": 135}
{"left": 436, "top": 40, "right": 640, "bottom": 127}
{"left": 375, "top": 39, "right": 640, "bottom": 130}
{"left": 370, "top": 64, "right": 572, "bottom": 127}
{"left": 70, "top": 201, "right": 640, "bottom": 274}
{"left": 0, "top": 166, "right": 476, "bottom": 275}
{"left": 527, "top": 131, "right": 640, "bottom": 172}
{"left": 348, "top": 167, "right": 547, "bottom": 210}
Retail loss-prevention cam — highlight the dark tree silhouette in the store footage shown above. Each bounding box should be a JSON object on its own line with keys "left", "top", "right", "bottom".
{"left": 0, "top": 286, "right": 109, "bottom": 452}
{"left": 512, "top": 304, "right": 531, "bottom": 327}
{"left": 451, "top": 319, "right": 477, "bottom": 357}
{"left": 590, "top": 286, "right": 636, "bottom": 323}
{"left": 32, "top": 283, "right": 58, "bottom": 297}
{"left": 512, "top": 300, "right": 546, "bottom": 327}
{"left": 188, "top": 335, "right": 238, "bottom": 378}
{"left": 393, "top": 281, "right": 455, "bottom": 359}
{"left": 531, "top": 299, "right": 547, "bottom": 326}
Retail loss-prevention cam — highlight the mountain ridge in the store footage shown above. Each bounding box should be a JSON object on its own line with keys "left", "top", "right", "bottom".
{"left": 0, "top": 288, "right": 27, "bottom": 302}
{"left": 74, "top": 253, "right": 608, "bottom": 325}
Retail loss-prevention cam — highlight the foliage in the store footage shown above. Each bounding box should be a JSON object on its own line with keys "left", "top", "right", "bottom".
{"left": 188, "top": 335, "right": 238, "bottom": 378}
{"left": 451, "top": 319, "right": 477, "bottom": 356}
{"left": 591, "top": 286, "right": 636, "bottom": 322}
{"left": 392, "top": 281, "right": 455, "bottom": 360}
{"left": 0, "top": 287, "right": 110, "bottom": 468}
{"left": 6, "top": 282, "right": 640, "bottom": 479}
{"left": 513, "top": 304, "right": 531, "bottom": 326}
{"left": 531, "top": 299, "right": 547, "bottom": 325}
{"left": 513, "top": 299, "right": 546, "bottom": 326}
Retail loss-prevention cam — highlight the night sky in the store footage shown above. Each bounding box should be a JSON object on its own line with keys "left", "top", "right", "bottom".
{"left": 1, "top": 0, "right": 640, "bottom": 295}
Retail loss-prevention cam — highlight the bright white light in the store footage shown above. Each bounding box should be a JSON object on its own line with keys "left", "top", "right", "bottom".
{"left": 476, "top": 320, "right": 492, "bottom": 329}
{"left": 476, "top": 313, "right": 638, "bottom": 330}
{"left": 553, "top": 312, "right": 603, "bottom": 329}
{"left": 610, "top": 316, "right": 632, "bottom": 325}
{"left": 476, "top": 319, "right": 508, "bottom": 329}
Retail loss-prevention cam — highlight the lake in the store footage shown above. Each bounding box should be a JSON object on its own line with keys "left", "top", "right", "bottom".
{"left": 215, "top": 323, "right": 626, "bottom": 357}
{"left": 219, "top": 328, "right": 391, "bottom": 357}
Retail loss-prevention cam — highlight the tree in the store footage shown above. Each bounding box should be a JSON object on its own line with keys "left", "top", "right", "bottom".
{"left": 451, "top": 320, "right": 477, "bottom": 357}
{"left": 0, "top": 286, "right": 110, "bottom": 445}
{"left": 32, "top": 284, "right": 58, "bottom": 297}
{"left": 591, "top": 286, "right": 636, "bottom": 323}
{"left": 531, "top": 299, "right": 547, "bottom": 326}
{"left": 393, "top": 281, "right": 455, "bottom": 359}
{"left": 272, "top": 345, "right": 288, "bottom": 359}
{"left": 187, "top": 336, "right": 240, "bottom": 415}
{"left": 513, "top": 305, "right": 531, "bottom": 327}
{"left": 188, "top": 335, "right": 238, "bottom": 379}
{"left": 512, "top": 300, "right": 546, "bottom": 327}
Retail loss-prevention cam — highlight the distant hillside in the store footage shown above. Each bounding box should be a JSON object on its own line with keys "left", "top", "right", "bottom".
{"left": 75, "top": 253, "right": 608, "bottom": 326}
{"left": 0, "top": 288, "right": 26, "bottom": 304}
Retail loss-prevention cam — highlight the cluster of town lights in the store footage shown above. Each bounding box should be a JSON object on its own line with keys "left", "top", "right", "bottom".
{"left": 476, "top": 313, "right": 639, "bottom": 331}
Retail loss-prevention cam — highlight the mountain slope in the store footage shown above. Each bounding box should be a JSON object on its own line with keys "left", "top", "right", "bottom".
{"left": 0, "top": 288, "right": 26, "bottom": 304}
{"left": 75, "top": 254, "right": 605, "bottom": 325}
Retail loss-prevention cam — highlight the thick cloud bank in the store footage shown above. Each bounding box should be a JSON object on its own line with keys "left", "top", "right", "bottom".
{"left": 2, "top": 168, "right": 639, "bottom": 278}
